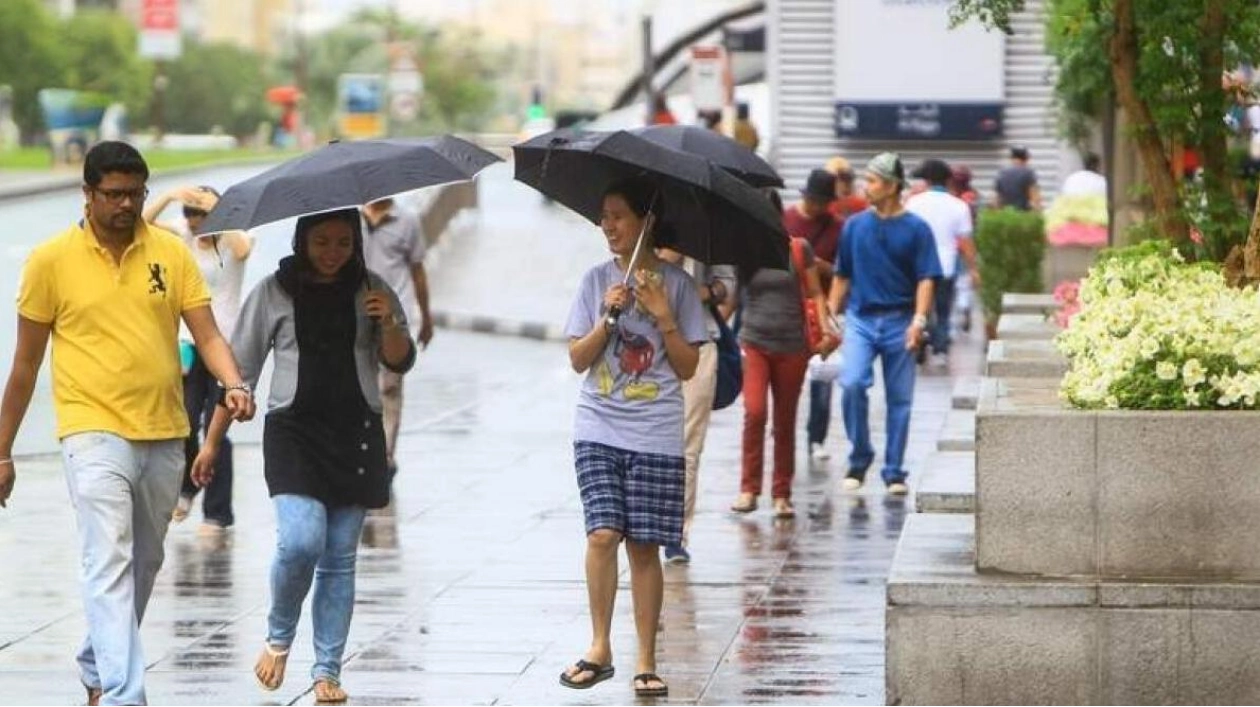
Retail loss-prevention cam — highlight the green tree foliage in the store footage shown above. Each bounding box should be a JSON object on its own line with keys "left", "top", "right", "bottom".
{"left": 58, "top": 10, "right": 153, "bottom": 126}
{"left": 162, "top": 41, "right": 273, "bottom": 138}
{"left": 0, "top": 0, "right": 68, "bottom": 140}
{"left": 281, "top": 9, "right": 501, "bottom": 136}
{"left": 954, "top": 0, "right": 1260, "bottom": 264}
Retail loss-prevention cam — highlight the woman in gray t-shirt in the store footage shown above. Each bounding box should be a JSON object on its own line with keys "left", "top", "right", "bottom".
{"left": 561, "top": 177, "right": 707, "bottom": 698}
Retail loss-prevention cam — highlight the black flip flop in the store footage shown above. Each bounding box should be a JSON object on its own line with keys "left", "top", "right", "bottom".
{"left": 559, "top": 659, "right": 615, "bottom": 689}
{"left": 634, "top": 672, "right": 669, "bottom": 697}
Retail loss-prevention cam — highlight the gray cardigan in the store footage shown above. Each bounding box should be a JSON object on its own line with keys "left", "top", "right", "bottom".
{"left": 231, "top": 271, "right": 416, "bottom": 414}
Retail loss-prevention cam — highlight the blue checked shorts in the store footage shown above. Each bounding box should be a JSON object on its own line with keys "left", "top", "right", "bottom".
{"left": 574, "top": 441, "right": 685, "bottom": 547}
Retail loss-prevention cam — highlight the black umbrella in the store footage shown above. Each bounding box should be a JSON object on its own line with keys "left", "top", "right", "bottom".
{"left": 513, "top": 128, "right": 788, "bottom": 274}
{"left": 631, "top": 125, "right": 783, "bottom": 188}
{"left": 200, "top": 136, "right": 501, "bottom": 234}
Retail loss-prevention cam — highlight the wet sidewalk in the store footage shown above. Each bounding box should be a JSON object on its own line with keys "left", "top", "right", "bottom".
{"left": 0, "top": 165, "right": 986, "bottom": 704}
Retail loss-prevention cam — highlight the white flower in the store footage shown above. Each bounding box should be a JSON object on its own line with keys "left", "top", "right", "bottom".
{"left": 1156, "top": 361, "right": 1178, "bottom": 381}
{"left": 1139, "top": 338, "right": 1160, "bottom": 360}
{"left": 1183, "top": 359, "right": 1207, "bottom": 388}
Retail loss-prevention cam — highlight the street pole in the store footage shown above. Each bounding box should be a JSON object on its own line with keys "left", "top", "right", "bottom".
{"left": 295, "top": 0, "right": 307, "bottom": 92}
{"left": 151, "top": 62, "right": 168, "bottom": 145}
{"left": 641, "top": 15, "right": 654, "bottom": 125}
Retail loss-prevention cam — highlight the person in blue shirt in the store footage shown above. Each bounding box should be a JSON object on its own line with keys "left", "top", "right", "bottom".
{"left": 826, "top": 153, "right": 942, "bottom": 495}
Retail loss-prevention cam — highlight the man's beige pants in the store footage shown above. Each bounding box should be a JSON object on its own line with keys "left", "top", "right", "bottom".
{"left": 680, "top": 342, "right": 718, "bottom": 547}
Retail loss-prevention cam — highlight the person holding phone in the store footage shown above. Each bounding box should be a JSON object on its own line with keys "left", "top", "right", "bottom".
{"left": 193, "top": 208, "right": 415, "bottom": 704}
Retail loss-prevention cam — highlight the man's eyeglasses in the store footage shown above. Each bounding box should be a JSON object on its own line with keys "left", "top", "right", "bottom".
{"left": 182, "top": 207, "right": 208, "bottom": 219}
{"left": 93, "top": 187, "right": 149, "bottom": 204}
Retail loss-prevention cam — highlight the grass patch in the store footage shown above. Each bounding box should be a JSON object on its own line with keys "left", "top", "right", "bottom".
{"left": 0, "top": 147, "right": 296, "bottom": 172}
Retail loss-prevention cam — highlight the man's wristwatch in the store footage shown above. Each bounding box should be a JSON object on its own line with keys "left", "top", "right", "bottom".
{"left": 225, "top": 382, "right": 252, "bottom": 396}
{"left": 912, "top": 314, "right": 929, "bottom": 328}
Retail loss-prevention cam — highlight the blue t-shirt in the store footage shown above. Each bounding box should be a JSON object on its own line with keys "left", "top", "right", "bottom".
{"left": 835, "top": 210, "right": 943, "bottom": 316}
{"left": 564, "top": 260, "right": 708, "bottom": 457}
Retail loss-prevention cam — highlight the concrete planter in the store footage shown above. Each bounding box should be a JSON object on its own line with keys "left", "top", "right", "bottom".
{"left": 976, "top": 377, "right": 1260, "bottom": 579}
{"left": 985, "top": 339, "right": 1068, "bottom": 379}
{"left": 995, "top": 313, "right": 1059, "bottom": 341}
{"left": 888, "top": 515, "right": 1260, "bottom": 705}
{"left": 1000, "top": 292, "right": 1057, "bottom": 317}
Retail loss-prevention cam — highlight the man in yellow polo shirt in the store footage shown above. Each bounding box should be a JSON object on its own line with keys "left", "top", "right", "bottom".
{"left": 0, "top": 141, "right": 256, "bottom": 706}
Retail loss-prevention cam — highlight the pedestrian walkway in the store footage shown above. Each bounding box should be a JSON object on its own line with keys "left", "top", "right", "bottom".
{"left": 0, "top": 165, "right": 987, "bottom": 704}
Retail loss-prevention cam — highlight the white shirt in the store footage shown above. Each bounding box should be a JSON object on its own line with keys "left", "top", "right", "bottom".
{"left": 1060, "top": 169, "right": 1108, "bottom": 199}
{"left": 181, "top": 225, "right": 248, "bottom": 339}
{"left": 905, "top": 189, "right": 973, "bottom": 277}
{"left": 361, "top": 205, "right": 427, "bottom": 324}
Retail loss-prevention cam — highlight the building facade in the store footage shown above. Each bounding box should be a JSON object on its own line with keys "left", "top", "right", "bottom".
{"left": 768, "top": 0, "right": 1071, "bottom": 203}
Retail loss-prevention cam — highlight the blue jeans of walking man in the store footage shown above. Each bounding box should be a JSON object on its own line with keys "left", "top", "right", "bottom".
{"left": 840, "top": 311, "right": 918, "bottom": 484}
{"left": 63, "top": 432, "right": 184, "bottom": 706}
{"left": 268, "top": 494, "right": 367, "bottom": 683}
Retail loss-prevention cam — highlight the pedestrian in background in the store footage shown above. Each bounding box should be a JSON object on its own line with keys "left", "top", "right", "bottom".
{"left": 144, "top": 185, "right": 253, "bottom": 533}
{"left": 732, "top": 102, "right": 760, "bottom": 151}
{"left": 949, "top": 164, "right": 981, "bottom": 332}
{"left": 825, "top": 157, "right": 870, "bottom": 222}
{"left": 561, "top": 177, "right": 706, "bottom": 697}
{"left": 732, "top": 188, "right": 837, "bottom": 519}
{"left": 906, "top": 159, "right": 979, "bottom": 369}
{"left": 995, "top": 145, "right": 1042, "bottom": 211}
{"left": 783, "top": 169, "right": 843, "bottom": 462}
{"left": 360, "top": 196, "right": 434, "bottom": 480}
{"left": 828, "top": 153, "right": 941, "bottom": 496}
{"left": 193, "top": 208, "right": 416, "bottom": 705}
{"left": 656, "top": 248, "right": 737, "bottom": 565}
{"left": 0, "top": 141, "right": 254, "bottom": 705}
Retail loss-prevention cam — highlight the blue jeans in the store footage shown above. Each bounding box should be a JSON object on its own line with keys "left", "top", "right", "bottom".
{"left": 929, "top": 276, "right": 957, "bottom": 355}
{"left": 807, "top": 380, "right": 832, "bottom": 446}
{"left": 62, "top": 432, "right": 184, "bottom": 706}
{"left": 839, "top": 311, "right": 918, "bottom": 484}
{"left": 267, "top": 495, "right": 366, "bottom": 683}
{"left": 179, "top": 357, "right": 234, "bottom": 525}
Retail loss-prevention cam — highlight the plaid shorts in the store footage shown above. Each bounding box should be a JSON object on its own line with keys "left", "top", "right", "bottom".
{"left": 574, "top": 441, "right": 685, "bottom": 547}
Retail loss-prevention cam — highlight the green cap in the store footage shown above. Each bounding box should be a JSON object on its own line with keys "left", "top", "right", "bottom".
{"left": 866, "top": 152, "right": 905, "bottom": 185}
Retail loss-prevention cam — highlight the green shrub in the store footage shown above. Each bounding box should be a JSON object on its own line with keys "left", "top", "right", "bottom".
{"left": 974, "top": 207, "right": 1046, "bottom": 322}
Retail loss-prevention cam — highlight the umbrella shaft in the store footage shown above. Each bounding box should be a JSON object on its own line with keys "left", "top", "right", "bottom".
{"left": 620, "top": 219, "right": 650, "bottom": 287}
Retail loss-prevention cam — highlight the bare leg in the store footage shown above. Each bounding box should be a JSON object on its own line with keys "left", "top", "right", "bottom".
{"left": 625, "top": 539, "right": 665, "bottom": 687}
{"left": 564, "top": 528, "right": 621, "bottom": 684}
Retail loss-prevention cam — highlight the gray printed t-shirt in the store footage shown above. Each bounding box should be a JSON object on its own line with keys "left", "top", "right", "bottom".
{"left": 995, "top": 165, "right": 1038, "bottom": 211}
{"left": 564, "top": 260, "right": 708, "bottom": 457}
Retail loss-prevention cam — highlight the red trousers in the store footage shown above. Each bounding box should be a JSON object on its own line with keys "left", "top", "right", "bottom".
{"left": 740, "top": 343, "right": 810, "bottom": 499}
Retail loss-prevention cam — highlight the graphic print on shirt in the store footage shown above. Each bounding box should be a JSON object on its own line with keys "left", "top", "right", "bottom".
{"left": 148, "top": 262, "right": 168, "bottom": 296}
{"left": 593, "top": 324, "right": 660, "bottom": 402}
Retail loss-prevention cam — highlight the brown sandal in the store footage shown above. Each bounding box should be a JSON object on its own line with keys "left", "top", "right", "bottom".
{"left": 254, "top": 643, "right": 289, "bottom": 691}
{"left": 314, "top": 678, "right": 348, "bottom": 704}
{"left": 84, "top": 683, "right": 102, "bottom": 706}
{"left": 773, "top": 498, "right": 796, "bottom": 519}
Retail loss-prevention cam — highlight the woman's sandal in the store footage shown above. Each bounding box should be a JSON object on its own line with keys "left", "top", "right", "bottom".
{"left": 83, "top": 683, "right": 102, "bottom": 706}
{"left": 559, "top": 658, "right": 615, "bottom": 689}
{"left": 730, "top": 493, "right": 758, "bottom": 514}
{"left": 633, "top": 672, "right": 669, "bottom": 697}
{"left": 314, "top": 678, "right": 348, "bottom": 705}
{"left": 773, "top": 498, "right": 796, "bottom": 519}
{"left": 254, "top": 643, "right": 290, "bottom": 692}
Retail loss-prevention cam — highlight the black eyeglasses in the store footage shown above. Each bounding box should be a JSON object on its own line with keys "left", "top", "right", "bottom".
{"left": 93, "top": 187, "right": 149, "bottom": 204}
{"left": 182, "top": 207, "right": 208, "bottom": 219}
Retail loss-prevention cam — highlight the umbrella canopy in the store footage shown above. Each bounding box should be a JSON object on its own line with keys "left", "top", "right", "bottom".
{"left": 631, "top": 125, "right": 783, "bottom": 188}
{"left": 266, "top": 85, "right": 302, "bottom": 105}
{"left": 513, "top": 128, "right": 787, "bottom": 273}
{"left": 200, "top": 136, "right": 501, "bottom": 234}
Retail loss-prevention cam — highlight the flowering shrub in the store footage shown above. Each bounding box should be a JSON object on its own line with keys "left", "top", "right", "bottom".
{"left": 1052, "top": 279, "right": 1081, "bottom": 329}
{"left": 1056, "top": 240, "right": 1260, "bottom": 410}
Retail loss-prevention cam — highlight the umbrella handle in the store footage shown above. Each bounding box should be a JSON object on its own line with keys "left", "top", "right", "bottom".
{"left": 605, "top": 305, "right": 623, "bottom": 330}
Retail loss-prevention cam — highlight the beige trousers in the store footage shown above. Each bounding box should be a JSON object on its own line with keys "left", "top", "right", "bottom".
{"left": 680, "top": 342, "right": 718, "bottom": 546}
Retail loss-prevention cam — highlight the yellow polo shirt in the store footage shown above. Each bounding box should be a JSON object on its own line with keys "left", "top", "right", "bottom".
{"left": 17, "top": 220, "right": 212, "bottom": 440}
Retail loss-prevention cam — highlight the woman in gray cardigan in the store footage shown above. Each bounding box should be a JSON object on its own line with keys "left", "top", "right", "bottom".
{"left": 192, "top": 208, "right": 415, "bottom": 704}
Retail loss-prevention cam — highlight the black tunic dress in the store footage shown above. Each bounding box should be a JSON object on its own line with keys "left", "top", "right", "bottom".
{"left": 262, "top": 262, "right": 390, "bottom": 509}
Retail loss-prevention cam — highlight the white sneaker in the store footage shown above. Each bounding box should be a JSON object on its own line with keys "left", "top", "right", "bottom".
{"left": 842, "top": 476, "right": 863, "bottom": 492}
{"left": 888, "top": 482, "right": 910, "bottom": 496}
{"left": 931, "top": 352, "right": 950, "bottom": 369}
{"left": 809, "top": 443, "right": 831, "bottom": 461}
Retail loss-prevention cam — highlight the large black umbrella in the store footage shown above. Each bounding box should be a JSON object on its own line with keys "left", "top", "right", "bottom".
{"left": 200, "top": 136, "right": 501, "bottom": 234}
{"left": 513, "top": 128, "right": 787, "bottom": 274}
{"left": 631, "top": 125, "right": 783, "bottom": 188}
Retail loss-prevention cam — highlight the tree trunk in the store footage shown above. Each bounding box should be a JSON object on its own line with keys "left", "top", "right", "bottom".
{"left": 1108, "top": 0, "right": 1190, "bottom": 244}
